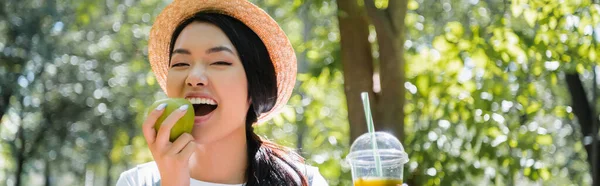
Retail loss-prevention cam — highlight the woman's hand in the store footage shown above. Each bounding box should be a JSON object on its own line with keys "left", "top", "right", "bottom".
{"left": 142, "top": 104, "right": 196, "bottom": 186}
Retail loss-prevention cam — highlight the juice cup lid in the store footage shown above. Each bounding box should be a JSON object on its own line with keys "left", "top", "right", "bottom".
{"left": 346, "top": 132, "right": 409, "bottom": 166}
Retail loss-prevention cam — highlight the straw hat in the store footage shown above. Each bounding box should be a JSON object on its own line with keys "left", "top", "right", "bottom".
{"left": 148, "top": 0, "right": 296, "bottom": 123}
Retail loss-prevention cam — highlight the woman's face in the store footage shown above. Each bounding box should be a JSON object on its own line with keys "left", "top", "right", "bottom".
{"left": 167, "top": 21, "right": 250, "bottom": 144}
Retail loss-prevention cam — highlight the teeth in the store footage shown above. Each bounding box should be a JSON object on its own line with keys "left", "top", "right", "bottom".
{"left": 187, "top": 98, "right": 217, "bottom": 105}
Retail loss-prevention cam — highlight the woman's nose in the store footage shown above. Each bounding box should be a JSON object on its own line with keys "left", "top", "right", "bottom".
{"left": 185, "top": 66, "right": 208, "bottom": 87}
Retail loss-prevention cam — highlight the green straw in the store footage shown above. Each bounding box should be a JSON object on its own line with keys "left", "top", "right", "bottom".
{"left": 361, "top": 92, "right": 383, "bottom": 177}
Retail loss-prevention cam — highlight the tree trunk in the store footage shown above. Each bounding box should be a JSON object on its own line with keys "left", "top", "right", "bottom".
{"left": 105, "top": 155, "right": 113, "bottom": 186}
{"left": 565, "top": 72, "right": 600, "bottom": 185}
{"left": 336, "top": 0, "right": 377, "bottom": 142}
{"left": 0, "top": 86, "right": 12, "bottom": 121}
{"left": 0, "top": 0, "right": 11, "bottom": 121}
{"left": 364, "top": 0, "right": 408, "bottom": 141}
{"left": 15, "top": 126, "right": 26, "bottom": 186}
{"left": 15, "top": 154, "right": 25, "bottom": 186}
{"left": 44, "top": 160, "right": 52, "bottom": 186}
{"left": 295, "top": 1, "right": 313, "bottom": 153}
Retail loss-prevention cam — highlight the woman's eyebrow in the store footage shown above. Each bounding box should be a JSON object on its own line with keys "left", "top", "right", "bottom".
{"left": 171, "top": 46, "right": 236, "bottom": 57}
{"left": 171, "top": 48, "right": 191, "bottom": 57}
{"left": 206, "top": 46, "right": 235, "bottom": 56}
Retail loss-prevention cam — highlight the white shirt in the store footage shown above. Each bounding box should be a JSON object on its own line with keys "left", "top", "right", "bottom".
{"left": 116, "top": 161, "right": 329, "bottom": 186}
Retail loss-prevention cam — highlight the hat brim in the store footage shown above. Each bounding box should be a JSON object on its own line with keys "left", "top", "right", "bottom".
{"left": 148, "top": 0, "right": 296, "bottom": 124}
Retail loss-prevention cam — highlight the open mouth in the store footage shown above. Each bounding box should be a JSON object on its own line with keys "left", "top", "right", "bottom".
{"left": 187, "top": 98, "right": 218, "bottom": 116}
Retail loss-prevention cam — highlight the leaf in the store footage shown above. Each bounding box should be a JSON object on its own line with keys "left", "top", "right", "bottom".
{"left": 589, "top": 48, "right": 597, "bottom": 62}
{"left": 539, "top": 168, "right": 550, "bottom": 180}
{"left": 526, "top": 102, "right": 541, "bottom": 115}
{"left": 524, "top": 9, "right": 538, "bottom": 27}
{"left": 524, "top": 167, "right": 531, "bottom": 176}
{"left": 416, "top": 75, "right": 430, "bottom": 97}
{"left": 536, "top": 135, "right": 553, "bottom": 145}
{"left": 487, "top": 127, "right": 502, "bottom": 138}
{"left": 408, "top": 0, "right": 419, "bottom": 10}
{"left": 511, "top": 0, "right": 524, "bottom": 17}
{"left": 433, "top": 36, "right": 451, "bottom": 52}
{"left": 549, "top": 17, "right": 558, "bottom": 29}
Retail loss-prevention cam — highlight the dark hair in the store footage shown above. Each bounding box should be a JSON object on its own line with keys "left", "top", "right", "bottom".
{"left": 169, "top": 13, "right": 308, "bottom": 186}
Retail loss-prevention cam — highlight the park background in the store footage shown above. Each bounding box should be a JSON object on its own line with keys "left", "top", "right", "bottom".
{"left": 1, "top": 0, "right": 600, "bottom": 185}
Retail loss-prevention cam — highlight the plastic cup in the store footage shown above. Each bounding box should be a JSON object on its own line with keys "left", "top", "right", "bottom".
{"left": 346, "top": 132, "right": 408, "bottom": 186}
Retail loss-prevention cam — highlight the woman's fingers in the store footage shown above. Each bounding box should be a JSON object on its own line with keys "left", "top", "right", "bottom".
{"left": 167, "top": 133, "right": 195, "bottom": 155}
{"left": 178, "top": 140, "right": 197, "bottom": 161}
{"left": 140, "top": 102, "right": 195, "bottom": 186}
{"left": 142, "top": 103, "right": 167, "bottom": 145}
{"left": 155, "top": 104, "right": 189, "bottom": 146}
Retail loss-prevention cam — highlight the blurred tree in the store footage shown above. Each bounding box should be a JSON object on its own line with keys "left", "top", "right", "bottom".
{"left": 1, "top": 0, "right": 161, "bottom": 185}
{"left": 336, "top": 0, "right": 407, "bottom": 142}
{"left": 0, "top": 0, "right": 63, "bottom": 185}
{"left": 364, "top": 0, "right": 408, "bottom": 142}
{"left": 336, "top": 0, "right": 375, "bottom": 142}
{"left": 566, "top": 72, "right": 600, "bottom": 185}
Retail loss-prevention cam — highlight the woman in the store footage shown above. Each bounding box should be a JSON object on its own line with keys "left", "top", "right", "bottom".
{"left": 116, "top": 0, "right": 327, "bottom": 185}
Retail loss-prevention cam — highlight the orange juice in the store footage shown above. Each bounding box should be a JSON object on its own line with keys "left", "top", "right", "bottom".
{"left": 354, "top": 177, "right": 403, "bottom": 186}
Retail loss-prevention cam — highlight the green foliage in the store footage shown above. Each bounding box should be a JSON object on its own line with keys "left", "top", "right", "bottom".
{"left": 402, "top": 0, "right": 598, "bottom": 185}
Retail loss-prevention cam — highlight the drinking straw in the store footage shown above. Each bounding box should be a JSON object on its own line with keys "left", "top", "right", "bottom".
{"left": 360, "top": 92, "right": 383, "bottom": 177}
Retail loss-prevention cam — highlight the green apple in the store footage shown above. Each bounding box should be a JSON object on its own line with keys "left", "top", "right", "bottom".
{"left": 148, "top": 98, "right": 195, "bottom": 142}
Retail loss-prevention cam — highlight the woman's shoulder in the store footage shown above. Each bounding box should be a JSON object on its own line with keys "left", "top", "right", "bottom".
{"left": 116, "top": 161, "right": 161, "bottom": 186}
{"left": 289, "top": 161, "right": 329, "bottom": 186}
{"left": 291, "top": 162, "right": 317, "bottom": 176}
